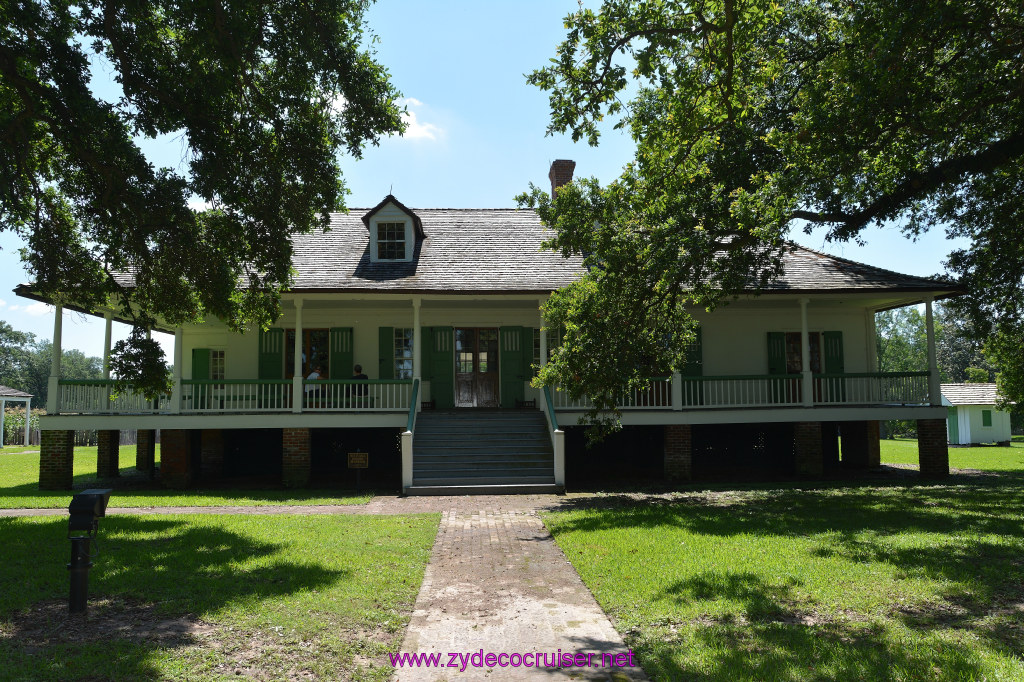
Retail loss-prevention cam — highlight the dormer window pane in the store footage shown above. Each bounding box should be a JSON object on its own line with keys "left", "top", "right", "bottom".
{"left": 377, "top": 222, "right": 406, "bottom": 260}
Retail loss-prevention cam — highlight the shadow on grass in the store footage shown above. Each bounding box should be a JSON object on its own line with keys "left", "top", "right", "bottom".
{"left": 637, "top": 570, "right": 999, "bottom": 681}
{"left": 547, "top": 478, "right": 1024, "bottom": 679}
{"left": 0, "top": 515, "right": 350, "bottom": 680}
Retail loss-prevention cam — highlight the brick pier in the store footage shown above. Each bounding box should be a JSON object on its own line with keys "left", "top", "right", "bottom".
{"left": 282, "top": 427, "right": 311, "bottom": 487}
{"left": 664, "top": 424, "right": 693, "bottom": 481}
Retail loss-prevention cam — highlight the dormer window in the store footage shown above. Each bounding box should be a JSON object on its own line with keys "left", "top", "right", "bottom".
{"left": 377, "top": 222, "right": 407, "bottom": 260}
{"left": 362, "top": 194, "right": 425, "bottom": 263}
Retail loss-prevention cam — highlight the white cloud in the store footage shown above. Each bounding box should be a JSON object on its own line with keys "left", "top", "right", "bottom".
{"left": 395, "top": 98, "right": 443, "bottom": 141}
{"left": 188, "top": 197, "right": 213, "bottom": 212}
{"left": 24, "top": 302, "right": 53, "bottom": 316}
{"left": 0, "top": 298, "right": 6, "bottom": 309}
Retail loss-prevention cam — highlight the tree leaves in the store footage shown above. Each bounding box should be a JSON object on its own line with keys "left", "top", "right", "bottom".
{"left": 1, "top": 0, "right": 404, "bottom": 396}
{"left": 527, "top": 0, "right": 1024, "bottom": 420}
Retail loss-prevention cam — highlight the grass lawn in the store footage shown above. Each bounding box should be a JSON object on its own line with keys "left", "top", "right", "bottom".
{"left": 880, "top": 438, "right": 1024, "bottom": 472}
{"left": 0, "top": 512, "right": 438, "bottom": 680}
{"left": 0, "top": 448, "right": 372, "bottom": 509}
{"left": 544, "top": 479, "right": 1024, "bottom": 681}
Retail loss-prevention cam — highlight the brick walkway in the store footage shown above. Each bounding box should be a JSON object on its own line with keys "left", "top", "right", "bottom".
{"left": 394, "top": 508, "right": 647, "bottom": 681}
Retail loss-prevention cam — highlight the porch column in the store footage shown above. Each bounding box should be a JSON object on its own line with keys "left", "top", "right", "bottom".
{"left": 865, "top": 309, "right": 878, "bottom": 372}
{"left": 292, "top": 298, "right": 304, "bottom": 413}
{"left": 170, "top": 327, "right": 183, "bottom": 413}
{"left": 799, "top": 298, "right": 813, "bottom": 407}
{"left": 924, "top": 296, "right": 940, "bottom": 406}
{"left": 102, "top": 310, "right": 113, "bottom": 378}
{"left": 24, "top": 398, "right": 31, "bottom": 446}
{"left": 412, "top": 297, "right": 422, "bottom": 379}
{"left": 0, "top": 399, "right": 5, "bottom": 448}
{"left": 47, "top": 305, "right": 63, "bottom": 414}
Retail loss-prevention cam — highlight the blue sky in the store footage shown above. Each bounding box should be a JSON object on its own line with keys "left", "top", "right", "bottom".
{"left": 0, "top": 0, "right": 969, "bottom": 360}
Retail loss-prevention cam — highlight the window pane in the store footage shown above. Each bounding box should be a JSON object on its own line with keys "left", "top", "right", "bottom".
{"left": 377, "top": 222, "right": 406, "bottom": 260}
{"left": 394, "top": 327, "right": 414, "bottom": 377}
{"left": 211, "top": 350, "right": 225, "bottom": 381}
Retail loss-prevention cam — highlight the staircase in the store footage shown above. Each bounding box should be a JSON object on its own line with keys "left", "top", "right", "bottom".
{"left": 407, "top": 410, "right": 561, "bottom": 495}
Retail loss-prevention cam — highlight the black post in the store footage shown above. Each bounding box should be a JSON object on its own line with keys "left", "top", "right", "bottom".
{"left": 68, "top": 536, "right": 92, "bottom": 614}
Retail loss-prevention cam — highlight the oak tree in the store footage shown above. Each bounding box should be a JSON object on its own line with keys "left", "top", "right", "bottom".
{"left": 1, "top": 0, "right": 404, "bottom": 395}
{"left": 523, "top": 0, "right": 1023, "bottom": 419}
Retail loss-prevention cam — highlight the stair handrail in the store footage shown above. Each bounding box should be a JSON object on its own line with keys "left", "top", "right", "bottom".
{"left": 542, "top": 385, "right": 559, "bottom": 431}
{"left": 407, "top": 378, "right": 420, "bottom": 432}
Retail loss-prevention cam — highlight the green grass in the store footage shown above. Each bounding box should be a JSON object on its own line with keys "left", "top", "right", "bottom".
{"left": 0, "top": 448, "right": 372, "bottom": 508}
{"left": 0, "top": 512, "right": 439, "bottom": 680}
{"left": 543, "top": 481, "right": 1024, "bottom": 681}
{"left": 880, "top": 438, "right": 1024, "bottom": 472}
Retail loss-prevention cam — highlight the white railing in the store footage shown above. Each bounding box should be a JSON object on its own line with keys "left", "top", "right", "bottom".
{"left": 679, "top": 375, "right": 804, "bottom": 408}
{"left": 550, "top": 378, "right": 673, "bottom": 410}
{"left": 553, "top": 372, "right": 931, "bottom": 411}
{"left": 301, "top": 379, "right": 413, "bottom": 411}
{"left": 58, "top": 380, "right": 169, "bottom": 414}
{"left": 182, "top": 380, "right": 292, "bottom": 413}
{"left": 814, "top": 372, "right": 930, "bottom": 406}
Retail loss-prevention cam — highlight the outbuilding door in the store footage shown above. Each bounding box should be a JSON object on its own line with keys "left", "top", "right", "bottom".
{"left": 454, "top": 328, "right": 499, "bottom": 407}
{"left": 947, "top": 407, "right": 959, "bottom": 444}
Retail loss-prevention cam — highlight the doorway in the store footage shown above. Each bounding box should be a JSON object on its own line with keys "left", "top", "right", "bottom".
{"left": 455, "top": 328, "right": 499, "bottom": 407}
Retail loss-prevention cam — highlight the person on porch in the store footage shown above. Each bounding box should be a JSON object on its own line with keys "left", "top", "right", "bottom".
{"left": 351, "top": 364, "right": 368, "bottom": 398}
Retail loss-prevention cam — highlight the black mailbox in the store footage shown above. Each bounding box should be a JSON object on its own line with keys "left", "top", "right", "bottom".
{"left": 68, "top": 488, "right": 113, "bottom": 534}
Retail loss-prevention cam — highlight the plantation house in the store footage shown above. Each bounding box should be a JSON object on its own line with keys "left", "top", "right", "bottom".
{"left": 19, "top": 161, "right": 957, "bottom": 493}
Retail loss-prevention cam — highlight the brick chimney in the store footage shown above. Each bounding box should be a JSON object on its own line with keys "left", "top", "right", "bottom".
{"left": 548, "top": 159, "right": 576, "bottom": 196}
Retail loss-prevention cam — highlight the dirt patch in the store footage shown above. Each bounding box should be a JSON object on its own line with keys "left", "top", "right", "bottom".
{"left": 0, "top": 596, "right": 214, "bottom": 652}
{"left": 0, "top": 597, "right": 394, "bottom": 680}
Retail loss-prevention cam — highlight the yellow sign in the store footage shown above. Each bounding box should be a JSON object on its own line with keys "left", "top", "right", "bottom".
{"left": 347, "top": 452, "right": 369, "bottom": 469}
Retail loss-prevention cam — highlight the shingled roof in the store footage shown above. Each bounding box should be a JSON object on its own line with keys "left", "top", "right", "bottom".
{"left": 14, "top": 205, "right": 959, "bottom": 301}
{"left": 285, "top": 207, "right": 955, "bottom": 295}
{"left": 0, "top": 385, "right": 33, "bottom": 398}
{"left": 941, "top": 383, "right": 1003, "bottom": 406}
{"left": 290, "top": 208, "right": 584, "bottom": 293}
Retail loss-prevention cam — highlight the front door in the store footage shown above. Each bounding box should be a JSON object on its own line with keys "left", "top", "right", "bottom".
{"left": 455, "top": 328, "right": 499, "bottom": 407}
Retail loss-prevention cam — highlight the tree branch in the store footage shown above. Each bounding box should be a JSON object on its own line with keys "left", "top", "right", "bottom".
{"left": 791, "top": 131, "right": 1024, "bottom": 232}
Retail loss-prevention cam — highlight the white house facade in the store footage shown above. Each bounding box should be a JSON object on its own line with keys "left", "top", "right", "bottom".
{"left": 19, "top": 162, "right": 959, "bottom": 493}
{"left": 941, "top": 383, "right": 1013, "bottom": 446}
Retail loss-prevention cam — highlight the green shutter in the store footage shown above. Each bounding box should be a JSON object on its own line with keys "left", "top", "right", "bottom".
{"left": 192, "top": 348, "right": 211, "bottom": 380}
{"left": 425, "top": 326, "right": 454, "bottom": 408}
{"left": 682, "top": 327, "right": 703, "bottom": 377}
{"left": 823, "top": 331, "right": 844, "bottom": 374}
{"left": 766, "top": 331, "right": 788, "bottom": 404}
{"left": 947, "top": 407, "right": 959, "bottom": 443}
{"left": 767, "top": 332, "right": 787, "bottom": 375}
{"left": 499, "top": 326, "right": 526, "bottom": 407}
{"left": 329, "top": 327, "right": 354, "bottom": 380}
{"left": 258, "top": 328, "right": 284, "bottom": 380}
{"left": 982, "top": 409, "right": 993, "bottom": 427}
{"left": 823, "top": 331, "right": 845, "bottom": 402}
{"left": 521, "top": 327, "right": 536, "bottom": 378}
{"left": 378, "top": 327, "right": 394, "bottom": 380}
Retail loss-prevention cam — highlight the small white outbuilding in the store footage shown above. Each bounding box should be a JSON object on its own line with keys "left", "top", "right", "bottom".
{"left": 941, "top": 383, "right": 1012, "bottom": 446}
